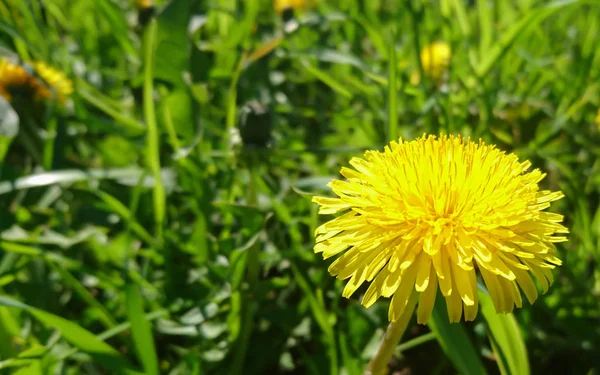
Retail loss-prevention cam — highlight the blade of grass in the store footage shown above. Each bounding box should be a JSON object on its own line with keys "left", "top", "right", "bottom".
{"left": 0, "top": 168, "right": 173, "bottom": 196}
{"left": 143, "top": 19, "right": 165, "bottom": 244}
{"left": 301, "top": 61, "right": 353, "bottom": 99}
{"left": 449, "top": 0, "right": 472, "bottom": 37}
{"left": 387, "top": 36, "right": 398, "bottom": 142}
{"left": 475, "top": 0, "right": 586, "bottom": 78}
{"left": 477, "top": 0, "right": 493, "bottom": 58}
{"left": 428, "top": 297, "right": 487, "bottom": 375}
{"left": 89, "top": 189, "right": 158, "bottom": 248}
{"left": 291, "top": 265, "right": 338, "bottom": 375}
{"left": 479, "top": 290, "right": 530, "bottom": 375}
{"left": 49, "top": 263, "right": 117, "bottom": 330}
{"left": 125, "top": 284, "right": 159, "bottom": 375}
{"left": 229, "top": 161, "right": 263, "bottom": 375}
{"left": 77, "top": 87, "right": 146, "bottom": 135}
{"left": 225, "top": 52, "right": 246, "bottom": 149}
{"left": 0, "top": 296, "right": 143, "bottom": 375}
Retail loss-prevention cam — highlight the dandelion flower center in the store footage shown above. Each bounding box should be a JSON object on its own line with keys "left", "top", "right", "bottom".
{"left": 313, "top": 134, "right": 568, "bottom": 324}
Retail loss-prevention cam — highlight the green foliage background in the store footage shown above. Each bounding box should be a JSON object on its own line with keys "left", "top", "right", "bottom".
{"left": 0, "top": 0, "right": 599, "bottom": 374}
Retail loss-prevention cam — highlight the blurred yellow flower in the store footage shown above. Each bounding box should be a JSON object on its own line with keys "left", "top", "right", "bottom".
{"left": 134, "top": 0, "right": 153, "bottom": 9}
{"left": 0, "top": 60, "right": 34, "bottom": 102}
{"left": 596, "top": 109, "right": 600, "bottom": 129}
{"left": 313, "top": 134, "right": 567, "bottom": 324}
{"left": 411, "top": 42, "right": 451, "bottom": 84}
{"left": 274, "top": 0, "right": 313, "bottom": 14}
{"left": 421, "top": 42, "right": 451, "bottom": 79}
{"left": 32, "top": 62, "right": 73, "bottom": 104}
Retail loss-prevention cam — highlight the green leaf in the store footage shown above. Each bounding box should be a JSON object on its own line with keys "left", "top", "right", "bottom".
{"left": 479, "top": 291, "right": 530, "bottom": 375}
{"left": 428, "top": 297, "right": 487, "bottom": 375}
{"left": 0, "top": 296, "right": 143, "bottom": 375}
{"left": 126, "top": 284, "right": 159, "bottom": 375}
{"left": 154, "top": 0, "right": 191, "bottom": 85}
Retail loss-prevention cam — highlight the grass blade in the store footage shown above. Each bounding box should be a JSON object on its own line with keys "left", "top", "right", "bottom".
{"left": 50, "top": 263, "right": 117, "bottom": 329}
{"left": 479, "top": 290, "right": 530, "bottom": 375}
{"left": 477, "top": 0, "right": 493, "bottom": 58}
{"left": 125, "top": 284, "right": 159, "bottom": 375}
{"left": 449, "top": 0, "right": 472, "bottom": 37}
{"left": 291, "top": 265, "right": 338, "bottom": 375}
{"left": 0, "top": 296, "right": 143, "bottom": 375}
{"left": 143, "top": 19, "right": 166, "bottom": 242}
{"left": 301, "top": 61, "right": 353, "bottom": 99}
{"left": 428, "top": 297, "right": 487, "bottom": 375}
{"left": 475, "top": 0, "right": 585, "bottom": 78}
{"left": 387, "top": 36, "right": 398, "bottom": 142}
{"left": 89, "top": 189, "right": 157, "bottom": 247}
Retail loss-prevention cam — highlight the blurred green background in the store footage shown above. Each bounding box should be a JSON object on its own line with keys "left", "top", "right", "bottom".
{"left": 0, "top": 0, "right": 599, "bottom": 374}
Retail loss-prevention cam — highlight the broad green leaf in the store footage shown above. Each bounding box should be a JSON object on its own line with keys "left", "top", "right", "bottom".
{"left": 154, "top": 0, "right": 191, "bottom": 85}
{"left": 479, "top": 291, "right": 530, "bottom": 375}
{"left": 0, "top": 296, "right": 143, "bottom": 375}
{"left": 126, "top": 284, "right": 159, "bottom": 375}
{"left": 428, "top": 297, "right": 487, "bottom": 375}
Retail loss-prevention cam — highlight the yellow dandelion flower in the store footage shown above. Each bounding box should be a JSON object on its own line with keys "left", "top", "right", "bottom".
{"left": 313, "top": 134, "right": 567, "bottom": 324}
{"left": 32, "top": 62, "right": 73, "bottom": 104}
{"left": 415, "top": 41, "right": 451, "bottom": 82}
{"left": 133, "top": 0, "right": 153, "bottom": 9}
{"left": 274, "top": 0, "right": 313, "bottom": 14}
{"left": 0, "top": 60, "right": 33, "bottom": 102}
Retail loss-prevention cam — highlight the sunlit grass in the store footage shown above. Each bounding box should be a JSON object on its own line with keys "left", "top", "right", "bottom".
{"left": 0, "top": 0, "right": 598, "bottom": 374}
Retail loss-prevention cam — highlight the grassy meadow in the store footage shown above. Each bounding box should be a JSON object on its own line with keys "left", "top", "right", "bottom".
{"left": 0, "top": 0, "right": 600, "bottom": 374}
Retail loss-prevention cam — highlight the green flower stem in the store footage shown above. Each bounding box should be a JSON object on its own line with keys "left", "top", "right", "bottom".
{"left": 364, "top": 292, "right": 418, "bottom": 375}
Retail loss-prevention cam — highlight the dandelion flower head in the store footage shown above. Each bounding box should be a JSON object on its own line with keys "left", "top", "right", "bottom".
{"left": 313, "top": 135, "right": 567, "bottom": 324}
{"left": 134, "top": 0, "right": 153, "bottom": 9}
{"left": 274, "top": 0, "right": 313, "bottom": 14}
{"left": 420, "top": 41, "right": 451, "bottom": 81}
{"left": 32, "top": 62, "right": 73, "bottom": 104}
{"left": 0, "top": 60, "right": 34, "bottom": 102}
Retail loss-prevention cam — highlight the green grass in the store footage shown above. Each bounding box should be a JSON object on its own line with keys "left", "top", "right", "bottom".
{"left": 0, "top": 0, "right": 599, "bottom": 374}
